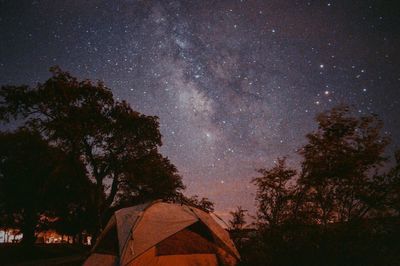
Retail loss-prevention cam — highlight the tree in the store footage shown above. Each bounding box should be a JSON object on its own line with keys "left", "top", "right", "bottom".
{"left": 249, "top": 158, "right": 319, "bottom": 266}
{"left": 298, "top": 106, "right": 390, "bottom": 225}
{"left": 0, "top": 67, "right": 184, "bottom": 235}
{"left": 114, "top": 150, "right": 185, "bottom": 208}
{"left": 0, "top": 130, "right": 89, "bottom": 246}
{"left": 170, "top": 194, "right": 215, "bottom": 213}
{"left": 229, "top": 206, "right": 247, "bottom": 231}
{"left": 239, "top": 106, "right": 399, "bottom": 266}
{"left": 386, "top": 150, "right": 400, "bottom": 216}
{"left": 229, "top": 206, "right": 248, "bottom": 249}
{"left": 48, "top": 155, "right": 97, "bottom": 243}
{"left": 252, "top": 157, "right": 297, "bottom": 229}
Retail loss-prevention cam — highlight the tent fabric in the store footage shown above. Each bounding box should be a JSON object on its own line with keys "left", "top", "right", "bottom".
{"left": 83, "top": 253, "right": 118, "bottom": 266}
{"left": 156, "top": 223, "right": 216, "bottom": 255}
{"left": 127, "top": 247, "right": 219, "bottom": 266}
{"left": 84, "top": 201, "right": 239, "bottom": 266}
{"left": 115, "top": 203, "right": 150, "bottom": 255}
{"left": 121, "top": 202, "right": 198, "bottom": 264}
{"left": 191, "top": 207, "right": 241, "bottom": 259}
{"left": 94, "top": 222, "right": 119, "bottom": 255}
{"left": 92, "top": 216, "right": 119, "bottom": 255}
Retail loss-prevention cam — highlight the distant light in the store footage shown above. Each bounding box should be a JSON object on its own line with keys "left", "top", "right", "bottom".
{"left": 319, "top": 64, "right": 324, "bottom": 69}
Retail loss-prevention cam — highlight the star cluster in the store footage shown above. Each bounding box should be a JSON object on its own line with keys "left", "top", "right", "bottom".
{"left": 1, "top": 0, "right": 399, "bottom": 218}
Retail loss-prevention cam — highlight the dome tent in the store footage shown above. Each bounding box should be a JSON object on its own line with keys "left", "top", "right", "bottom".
{"left": 83, "top": 200, "right": 240, "bottom": 266}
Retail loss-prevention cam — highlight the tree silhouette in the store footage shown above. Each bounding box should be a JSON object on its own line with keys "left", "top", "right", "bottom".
{"left": 240, "top": 106, "right": 400, "bottom": 266}
{"left": 299, "top": 106, "right": 390, "bottom": 225}
{"left": 386, "top": 150, "right": 400, "bottom": 216}
{"left": 172, "top": 194, "right": 215, "bottom": 213}
{"left": 229, "top": 206, "right": 247, "bottom": 231}
{"left": 0, "top": 130, "right": 89, "bottom": 246}
{"left": 252, "top": 157, "right": 298, "bottom": 229}
{"left": 0, "top": 67, "right": 184, "bottom": 236}
{"left": 229, "top": 206, "right": 248, "bottom": 250}
{"left": 114, "top": 150, "right": 184, "bottom": 208}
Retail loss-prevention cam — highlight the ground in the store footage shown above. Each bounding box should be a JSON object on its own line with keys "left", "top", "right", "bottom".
{"left": 0, "top": 244, "right": 89, "bottom": 266}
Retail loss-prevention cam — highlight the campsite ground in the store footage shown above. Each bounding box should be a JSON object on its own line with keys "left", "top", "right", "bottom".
{"left": 0, "top": 244, "right": 88, "bottom": 266}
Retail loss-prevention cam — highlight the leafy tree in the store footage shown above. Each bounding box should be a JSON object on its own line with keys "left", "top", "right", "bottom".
{"left": 240, "top": 106, "right": 400, "bottom": 266}
{"left": 386, "top": 150, "right": 400, "bottom": 216}
{"left": 0, "top": 130, "right": 89, "bottom": 246}
{"left": 114, "top": 150, "right": 184, "bottom": 208}
{"left": 48, "top": 155, "right": 97, "bottom": 243}
{"left": 0, "top": 67, "right": 184, "bottom": 235}
{"left": 170, "top": 194, "right": 215, "bottom": 213}
{"left": 229, "top": 206, "right": 247, "bottom": 230}
{"left": 229, "top": 206, "right": 248, "bottom": 250}
{"left": 252, "top": 157, "right": 298, "bottom": 229}
{"left": 298, "top": 106, "right": 390, "bottom": 225}
{"left": 250, "top": 157, "right": 313, "bottom": 265}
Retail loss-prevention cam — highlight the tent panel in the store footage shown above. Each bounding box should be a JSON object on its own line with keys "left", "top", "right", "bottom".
{"left": 121, "top": 202, "right": 198, "bottom": 264}
{"left": 214, "top": 244, "right": 239, "bottom": 266}
{"left": 92, "top": 216, "right": 118, "bottom": 255}
{"left": 191, "top": 208, "right": 240, "bottom": 259}
{"left": 127, "top": 247, "right": 218, "bottom": 266}
{"left": 156, "top": 225, "right": 216, "bottom": 255}
{"left": 93, "top": 220, "right": 119, "bottom": 255}
{"left": 83, "top": 253, "right": 117, "bottom": 266}
{"left": 115, "top": 203, "right": 150, "bottom": 254}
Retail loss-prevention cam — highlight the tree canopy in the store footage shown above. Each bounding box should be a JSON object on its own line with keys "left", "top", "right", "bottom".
{"left": 240, "top": 106, "right": 400, "bottom": 266}
{"left": 299, "top": 106, "right": 390, "bottom": 224}
{"left": 0, "top": 67, "right": 185, "bottom": 237}
{"left": 0, "top": 130, "right": 92, "bottom": 245}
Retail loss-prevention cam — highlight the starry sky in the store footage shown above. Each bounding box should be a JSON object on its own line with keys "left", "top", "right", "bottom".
{"left": 1, "top": 0, "right": 399, "bottom": 219}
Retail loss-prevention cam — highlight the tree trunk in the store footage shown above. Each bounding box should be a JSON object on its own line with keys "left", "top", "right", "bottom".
{"left": 21, "top": 209, "right": 37, "bottom": 247}
{"left": 93, "top": 180, "right": 105, "bottom": 244}
{"left": 77, "top": 232, "right": 83, "bottom": 245}
{"left": 21, "top": 222, "right": 36, "bottom": 247}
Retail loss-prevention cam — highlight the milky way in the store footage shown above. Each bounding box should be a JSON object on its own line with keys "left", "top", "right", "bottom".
{"left": 1, "top": 0, "right": 399, "bottom": 219}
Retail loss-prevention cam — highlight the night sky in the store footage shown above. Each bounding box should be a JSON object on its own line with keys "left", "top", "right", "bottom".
{"left": 1, "top": 0, "right": 399, "bottom": 219}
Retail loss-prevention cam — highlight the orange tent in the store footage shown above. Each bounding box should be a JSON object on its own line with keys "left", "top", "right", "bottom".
{"left": 83, "top": 201, "right": 240, "bottom": 266}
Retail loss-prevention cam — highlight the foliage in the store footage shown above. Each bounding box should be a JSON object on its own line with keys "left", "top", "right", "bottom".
{"left": 0, "top": 130, "right": 91, "bottom": 245}
{"left": 229, "top": 206, "right": 247, "bottom": 230}
{"left": 386, "top": 150, "right": 400, "bottom": 215}
{"left": 239, "top": 106, "right": 400, "bottom": 266}
{"left": 228, "top": 206, "right": 248, "bottom": 250}
{"left": 114, "top": 150, "right": 185, "bottom": 207}
{"left": 252, "top": 157, "right": 299, "bottom": 228}
{"left": 299, "top": 106, "right": 390, "bottom": 224}
{"left": 169, "top": 194, "right": 215, "bottom": 213}
{"left": 0, "top": 67, "right": 184, "bottom": 236}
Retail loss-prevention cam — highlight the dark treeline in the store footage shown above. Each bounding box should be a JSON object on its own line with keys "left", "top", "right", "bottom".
{"left": 0, "top": 67, "right": 212, "bottom": 247}
{"left": 229, "top": 107, "right": 400, "bottom": 266}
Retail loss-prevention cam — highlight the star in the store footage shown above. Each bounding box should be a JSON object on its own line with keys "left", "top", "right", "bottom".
{"left": 0, "top": 0, "right": 399, "bottom": 218}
